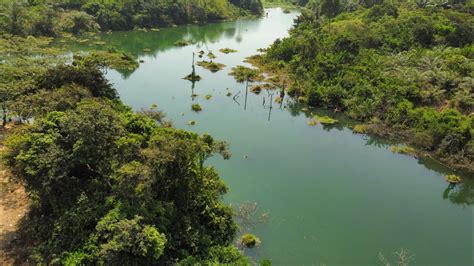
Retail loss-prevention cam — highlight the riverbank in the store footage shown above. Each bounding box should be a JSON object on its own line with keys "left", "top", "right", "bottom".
{"left": 0, "top": 125, "right": 30, "bottom": 265}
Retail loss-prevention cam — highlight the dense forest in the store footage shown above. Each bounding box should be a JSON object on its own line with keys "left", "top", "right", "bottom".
{"left": 0, "top": 36, "right": 255, "bottom": 265}
{"left": 0, "top": 0, "right": 263, "bottom": 36}
{"left": 253, "top": 0, "right": 473, "bottom": 172}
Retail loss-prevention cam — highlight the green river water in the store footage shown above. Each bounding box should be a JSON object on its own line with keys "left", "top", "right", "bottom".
{"left": 61, "top": 8, "right": 473, "bottom": 265}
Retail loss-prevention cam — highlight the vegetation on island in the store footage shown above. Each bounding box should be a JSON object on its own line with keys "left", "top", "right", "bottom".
{"left": 252, "top": 0, "right": 474, "bottom": 172}
{"left": 220, "top": 48, "right": 238, "bottom": 54}
{"left": 192, "top": 103, "right": 203, "bottom": 112}
{"left": 197, "top": 61, "right": 227, "bottom": 73}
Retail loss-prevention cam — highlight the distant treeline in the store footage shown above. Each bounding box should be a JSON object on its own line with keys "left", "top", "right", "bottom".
{"left": 0, "top": 0, "right": 264, "bottom": 36}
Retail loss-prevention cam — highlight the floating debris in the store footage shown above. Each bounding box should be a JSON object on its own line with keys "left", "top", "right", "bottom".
{"left": 205, "top": 94, "right": 213, "bottom": 100}
{"left": 143, "top": 48, "right": 151, "bottom": 52}
{"left": 226, "top": 92, "right": 232, "bottom": 97}
{"left": 187, "top": 120, "right": 196, "bottom": 126}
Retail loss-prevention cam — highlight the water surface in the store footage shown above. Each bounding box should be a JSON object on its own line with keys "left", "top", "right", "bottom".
{"left": 61, "top": 8, "right": 473, "bottom": 265}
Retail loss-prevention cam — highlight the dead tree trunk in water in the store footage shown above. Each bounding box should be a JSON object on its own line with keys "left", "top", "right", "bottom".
{"left": 1, "top": 104, "right": 6, "bottom": 128}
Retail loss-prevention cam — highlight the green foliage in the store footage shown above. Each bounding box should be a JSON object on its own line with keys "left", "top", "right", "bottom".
{"left": 2, "top": 39, "right": 244, "bottom": 264}
{"left": 262, "top": 2, "right": 473, "bottom": 170}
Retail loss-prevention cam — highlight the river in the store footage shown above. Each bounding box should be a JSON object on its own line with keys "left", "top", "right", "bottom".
{"left": 61, "top": 8, "right": 473, "bottom": 265}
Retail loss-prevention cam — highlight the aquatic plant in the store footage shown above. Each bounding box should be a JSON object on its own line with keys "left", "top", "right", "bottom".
{"left": 240, "top": 234, "right": 260, "bottom": 248}
{"left": 220, "top": 48, "right": 238, "bottom": 54}
{"left": 390, "top": 145, "right": 417, "bottom": 156}
{"left": 205, "top": 94, "right": 213, "bottom": 100}
{"left": 197, "top": 61, "right": 226, "bottom": 72}
{"left": 444, "top": 174, "right": 462, "bottom": 184}
{"left": 187, "top": 120, "right": 196, "bottom": 126}
{"left": 191, "top": 103, "right": 202, "bottom": 112}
